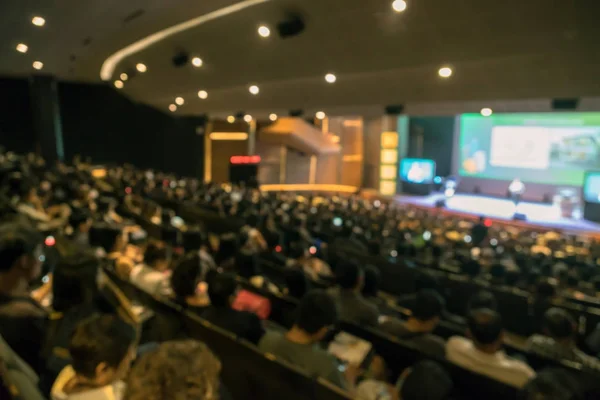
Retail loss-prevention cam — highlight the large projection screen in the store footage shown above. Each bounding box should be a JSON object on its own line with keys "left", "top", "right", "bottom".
{"left": 458, "top": 113, "right": 600, "bottom": 187}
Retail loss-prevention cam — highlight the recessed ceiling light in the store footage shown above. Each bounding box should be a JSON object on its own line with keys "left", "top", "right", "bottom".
{"left": 175, "top": 97, "right": 184, "bottom": 106}
{"left": 438, "top": 66, "right": 452, "bottom": 78}
{"left": 114, "top": 80, "right": 124, "bottom": 89}
{"left": 198, "top": 90, "right": 208, "bottom": 99}
{"left": 481, "top": 107, "right": 493, "bottom": 117}
{"left": 32, "top": 61, "right": 44, "bottom": 70}
{"left": 227, "top": 116, "right": 235, "bottom": 123}
{"left": 392, "top": 0, "right": 407, "bottom": 12}
{"left": 258, "top": 25, "right": 271, "bottom": 38}
{"left": 169, "top": 104, "right": 177, "bottom": 112}
{"left": 244, "top": 114, "right": 253, "bottom": 122}
{"left": 269, "top": 113, "right": 278, "bottom": 122}
{"left": 32, "top": 16, "right": 46, "bottom": 27}
{"left": 325, "top": 73, "right": 336, "bottom": 83}
{"left": 249, "top": 85, "right": 260, "bottom": 95}
{"left": 136, "top": 63, "right": 147, "bottom": 73}
{"left": 16, "top": 43, "right": 28, "bottom": 53}
{"left": 120, "top": 73, "right": 128, "bottom": 81}
{"left": 316, "top": 111, "right": 326, "bottom": 120}
{"left": 192, "top": 57, "right": 203, "bottom": 67}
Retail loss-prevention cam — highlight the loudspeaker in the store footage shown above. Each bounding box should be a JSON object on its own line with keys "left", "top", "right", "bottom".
{"left": 513, "top": 213, "right": 527, "bottom": 221}
{"left": 277, "top": 15, "right": 305, "bottom": 38}
{"left": 552, "top": 98, "right": 579, "bottom": 110}
{"left": 172, "top": 52, "right": 189, "bottom": 67}
{"left": 385, "top": 105, "right": 404, "bottom": 115}
{"left": 289, "top": 109, "right": 304, "bottom": 117}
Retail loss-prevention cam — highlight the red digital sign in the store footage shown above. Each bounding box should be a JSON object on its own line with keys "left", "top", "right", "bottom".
{"left": 230, "top": 155, "right": 261, "bottom": 164}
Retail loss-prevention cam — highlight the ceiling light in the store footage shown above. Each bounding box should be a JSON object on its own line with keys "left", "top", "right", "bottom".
{"left": 481, "top": 107, "right": 493, "bottom": 117}
{"left": 227, "top": 116, "right": 235, "bottom": 123}
{"left": 120, "top": 73, "right": 128, "bottom": 81}
{"left": 192, "top": 57, "right": 203, "bottom": 67}
{"left": 16, "top": 43, "right": 28, "bottom": 53}
{"left": 32, "top": 16, "right": 45, "bottom": 27}
{"left": 114, "top": 80, "right": 124, "bottom": 89}
{"left": 258, "top": 25, "right": 271, "bottom": 38}
{"left": 244, "top": 114, "right": 253, "bottom": 122}
{"left": 249, "top": 85, "right": 260, "bottom": 95}
{"left": 198, "top": 90, "right": 208, "bottom": 99}
{"left": 438, "top": 66, "right": 452, "bottom": 78}
{"left": 32, "top": 61, "right": 43, "bottom": 70}
{"left": 136, "top": 63, "right": 147, "bottom": 73}
{"left": 169, "top": 104, "right": 177, "bottom": 112}
{"left": 325, "top": 73, "right": 336, "bottom": 83}
{"left": 392, "top": 0, "right": 407, "bottom": 12}
{"left": 175, "top": 97, "right": 185, "bottom": 106}
{"left": 316, "top": 111, "right": 326, "bottom": 120}
{"left": 269, "top": 113, "right": 278, "bottom": 121}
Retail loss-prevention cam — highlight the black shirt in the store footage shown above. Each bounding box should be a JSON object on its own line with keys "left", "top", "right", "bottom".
{"left": 201, "top": 306, "right": 265, "bottom": 345}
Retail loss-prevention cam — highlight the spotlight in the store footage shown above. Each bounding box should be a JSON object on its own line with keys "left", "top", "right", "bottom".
{"left": 192, "top": 57, "right": 203, "bottom": 67}
{"left": 227, "top": 115, "right": 235, "bottom": 123}
{"left": 258, "top": 25, "right": 271, "bottom": 38}
{"left": 244, "top": 114, "right": 253, "bottom": 122}
{"left": 175, "top": 97, "right": 184, "bottom": 106}
{"left": 315, "top": 111, "right": 326, "bottom": 120}
{"left": 481, "top": 107, "right": 493, "bottom": 117}
{"left": 32, "top": 16, "right": 46, "bottom": 27}
{"left": 169, "top": 104, "right": 177, "bottom": 112}
{"left": 136, "top": 63, "right": 147, "bottom": 73}
{"left": 249, "top": 85, "right": 259, "bottom": 95}
{"left": 16, "top": 43, "right": 28, "bottom": 53}
{"left": 438, "top": 66, "right": 452, "bottom": 78}
{"left": 269, "top": 113, "right": 278, "bottom": 121}
{"left": 198, "top": 90, "right": 208, "bottom": 99}
{"left": 392, "top": 0, "right": 407, "bottom": 12}
{"left": 120, "top": 73, "right": 128, "bottom": 81}
{"left": 325, "top": 73, "right": 336, "bottom": 83}
{"left": 32, "top": 61, "right": 44, "bottom": 70}
{"left": 114, "top": 80, "right": 124, "bottom": 89}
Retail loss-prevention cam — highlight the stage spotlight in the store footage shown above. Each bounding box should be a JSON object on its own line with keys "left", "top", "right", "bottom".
{"left": 114, "top": 80, "right": 124, "bottom": 89}
{"left": 325, "top": 73, "right": 337, "bottom": 83}
{"left": 481, "top": 107, "right": 493, "bottom": 117}
{"left": 258, "top": 25, "right": 271, "bottom": 38}
{"left": 227, "top": 115, "right": 235, "bottom": 123}
{"left": 175, "top": 97, "right": 185, "bottom": 106}
{"left": 198, "top": 90, "right": 208, "bottom": 99}
{"left": 249, "top": 85, "right": 260, "bottom": 95}
{"left": 172, "top": 52, "right": 190, "bottom": 67}
{"left": 244, "top": 114, "right": 253, "bottom": 122}
{"left": 136, "top": 63, "right": 147, "bottom": 73}
{"left": 192, "top": 57, "right": 203, "bottom": 67}
{"left": 315, "top": 111, "right": 326, "bottom": 120}
{"left": 169, "top": 104, "right": 177, "bottom": 112}
{"left": 438, "top": 66, "right": 452, "bottom": 78}
{"left": 120, "top": 73, "right": 128, "bottom": 81}
{"left": 269, "top": 113, "right": 278, "bottom": 121}
{"left": 392, "top": 0, "right": 407, "bottom": 12}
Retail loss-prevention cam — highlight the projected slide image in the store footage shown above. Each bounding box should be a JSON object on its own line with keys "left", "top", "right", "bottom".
{"left": 459, "top": 113, "right": 600, "bottom": 186}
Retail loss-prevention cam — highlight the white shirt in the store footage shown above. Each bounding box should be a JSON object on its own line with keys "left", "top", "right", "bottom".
{"left": 446, "top": 336, "right": 535, "bottom": 388}
{"left": 129, "top": 264, "right": 172, "bottom": 296}
{"left": 51, "top": 366, "right": 125, "bottom": 400}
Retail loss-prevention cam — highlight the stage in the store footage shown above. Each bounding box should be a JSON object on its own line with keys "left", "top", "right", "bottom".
{"left": 396, "top": 193, "right": 600, "bottom": 235}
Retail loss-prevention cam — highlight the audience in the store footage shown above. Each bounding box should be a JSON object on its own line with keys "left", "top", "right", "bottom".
{"left": 170, "top": 254, "right": 210, "bottom": 311}
{"left": 361, "top": 265, "right": 387, "bottom": 312}
{"left": 124, "top": 340, "right": 222, "bottom": 400}
{"left": 526, "top": 308, "right": 600, "bottom": 372}
{"left": 129, "top": 242, "right": 171, "bottom": 296}
{"left": 380, "top": 289, "right": 446, "bottom": 358}
{"left": 50, "top": 314, "right": 137, "bottom": 400}
{"left": 447, "top": 309, "right": 536, "bottom": 388}
{"left": 328, "top": 261, "right": 379, "bottom": 327}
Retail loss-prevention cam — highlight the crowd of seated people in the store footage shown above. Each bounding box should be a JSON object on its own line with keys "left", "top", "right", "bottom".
{"left": 1, "top": 150, "right": 600, "bottom": 399}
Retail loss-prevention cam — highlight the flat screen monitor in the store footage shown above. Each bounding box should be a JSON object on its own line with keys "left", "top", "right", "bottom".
{"left": 399, "top": 158, "right": 436, "bottom": 184}
{"left": 583, "top": 172, "right": 600, "bottom": 203}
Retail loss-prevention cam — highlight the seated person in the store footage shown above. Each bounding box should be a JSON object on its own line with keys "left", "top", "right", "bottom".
{"left": 526, "top": 308, "right": 600, "bottom": 372}
{"left": 361, "top": 265, "right": 387, "bottom": 312}
{"left": 467, "top": 290, "right": 498, "bottom": 313}
{"left": 396, "top": 271, "right": 439, "bottom": 310}
{"left": 0, "top": 224, "right": 47, "bottom": 373}
{"left": 283, "top": 267, "right": 310, "bottom": 299}
{"left": 124, "top": 340, "right": 222, "bottom": 400}
{"left": 328, "top": 261, "right": 379, "bottom": 327}
{"left": 130, "top": 242, "right": 172, "bottom": 296}
{"left": 235, "top": 252, "right": 280, "bottom": 294}
{"left": 202, "top": 273, "right": 264, "bottom": 345}
{"left": 0, "top": 333, "right": 46, "bottom": 400}
{"left": 446, "top": 308, "right": 535, "bottom": 388}
{"left": 380, "top": 289, "right": 446, "bottom": 358}
{"left": 259, "top": 290, "right": 353, "bottom": 390}
{"left": 68, "top": 208, "right": 93, "bottom": 247}
{"left": 170, "top": 254, "right": 210, "bottom": 311}
{"left": 521, "top": 368, "right": 587, "bottom": 400}
{"left": 51, "top": 314, "right": 137, "bottom": 400}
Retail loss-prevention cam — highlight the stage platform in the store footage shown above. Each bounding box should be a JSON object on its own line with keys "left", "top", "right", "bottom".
{"left": 396, "top": 193, "right": 600, "bottom": 235}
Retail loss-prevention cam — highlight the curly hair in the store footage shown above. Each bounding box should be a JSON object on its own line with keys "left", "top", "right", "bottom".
{"left": 124, "top": 340, "right": 221, "bottom": 400}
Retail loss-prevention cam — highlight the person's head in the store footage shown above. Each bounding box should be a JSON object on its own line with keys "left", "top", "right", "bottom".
{"left": 521, "top": 368, "right": 583, "bottom": 400}
{"left": 293, "top": 290, "right": 337, "bottom": 342}
{"left": 490, "top": 263, "right": 506, "bottom": 281}
{"left": 144, "top": 242, "right": 170, "bottom": 272}
{"left": 207, "top": 273, "right": 238, "bottom": 308}
{"left": 125, "top": 340, "right": 221, "bottom": 400}
{"left": 171, "top": 255, "right": 202, "bottom": 301}
{"left": 52, "top": 251, "right": 100, "bottom": 312}
{"left": 467, "top": 308, "right": 504, "bottom": 353}
{"left": 69, "top": 208, "right": 93, "bottom": 233}
{"left": 565, "top": 273, "right": 579, "bottom": 289}
{"left": 284, "top": 268, "right": 309, "bottom": 299}
{"left": 89, "top": 224, "right": 125, "bottom": 253}
{"left": 505, "top": 269, "right": 521, "bottom": 287}
{"left": 399, "top": 360, "right": 453, "bottom": 400}
{"left": 543, "top": 308, "right": 576, "bottom": 343}
{"left": 235, "top": 252, "right": 259, "bottom": 279}
{"left": 535, "top": 278, "right": 557, "bottom": 300}
{"left": 415, "top": 271, "right": 439, "bottom": 292}
{"left": 0, "top": 224, "right": 44, "bottom": 283}
{"left": 336, "top": 260, "right": 363, "bottom": 291}
{"left": 467, "top": 290, "right": 498, "bottom": 313}
{"left": 69, "top": 315, "right": 137, "bottom": 388}
{"left": 215, "top": 234, "right": 237, "bottom": 264}
{"left": 362, "top": 265, "right": 381, "bottom": 298}
{"left": 462, "top": 259, "right": 481, "bottom": 278}
{"left": 410, "top": 289, "right": 445, "bottom": 332}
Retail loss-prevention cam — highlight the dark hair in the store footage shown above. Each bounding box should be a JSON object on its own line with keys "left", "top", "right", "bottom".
{"left": 536, "top": 279, "right": 556, "bottom": 299}
{"left": 336, "top": 261, "right": 362, "bottom": 289}
{"left": 207, "top": 273, "right": 238, "bottom": 307}
{"left": 431, "top": 245, "right": 443, "bottom": 258}
{"left": 89, "top": 224, "right": 122, "bottom": 253}
{"left": 462, "top": 259, "right": 481, "bottom": 278}
{"left": 69, "top": 207, "right": 91, "bottom": 229}
{"left": 467, "top": 291, "right": 497, "bottom": 313}
{"left": 401, "top": 360, "right": 453, "bottom": 400}
{"left": 287, "top": 241, "right": 306, "bottom": 259}
{"left": 171, "top": 255, "right": 201, "bottom": 300}
{"left": 284, "top": 268, "right": 309, "bottom": 299}
{"left": 592, "top": 275, "right": 600, "bottom": 292}
{"left": 235, "top": 252, "right": 259, "bottom": 279}
{"left": 52, "top": 251, "right": 99, "bottom": 312}
{"left": 0, "top": 224, "right": 43, "bottom": 272}
{"left": 415, "top": 271, "right": 439, "bottom": 292}
{"left": 543, "top": 308, "right": 575, "bottom": 340}
{"left": 490, "top": 263, "right": 506, "bottom": 280}
{"left": 505, "top": 269, "right": 520, "bottom": 286}
{"left": 367, "top": 240, "right": 381, "bottom": 257}
{"left": 144, "top": 243, "right": 169, "bottom": 267}
{"left": 521, "top": 368, "right": 583, "bottom": 400}
{"left": 215, "top": 234, "right": 237, "bottom": 266}
{"left": 566, "top": 273, "right": 579, "bottom": 289}
{"left": 362, "top": 265, "right": 380, "bottom": 297}
{"left": 69, "top": 314, "right": 136, "bottom": 379}
{"left": 467, "top": 309, "right": 503, "bottom": 345}
{"left": 412, "top": 289, "right": 444, "bottom": 321}
{"left": 295, "top": 290, "right": 337, "bottom": 334}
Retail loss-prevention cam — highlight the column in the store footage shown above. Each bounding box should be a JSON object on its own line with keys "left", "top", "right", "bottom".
{"left": 29, "top": 76, "right": 64, "bottom": 163}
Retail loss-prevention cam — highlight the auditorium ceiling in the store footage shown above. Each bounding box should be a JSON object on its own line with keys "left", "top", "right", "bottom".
{"left": 1, "top": 0, "right": 600, "bottom": 117}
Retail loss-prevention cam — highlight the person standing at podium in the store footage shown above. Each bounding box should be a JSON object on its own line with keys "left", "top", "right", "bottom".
{"left": 509, "top": 178, "right": 525, "bottom": 206}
